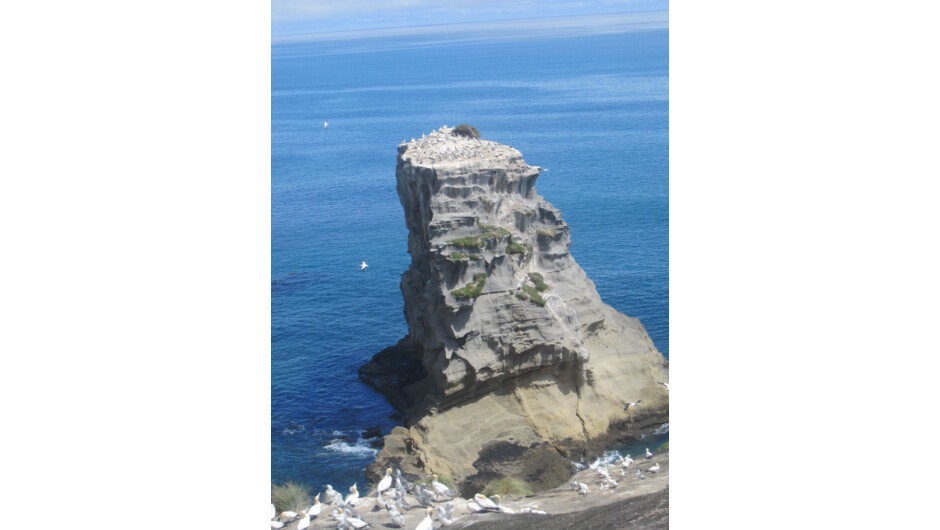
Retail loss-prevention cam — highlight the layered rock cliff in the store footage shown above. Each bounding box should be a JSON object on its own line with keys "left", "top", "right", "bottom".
{"left": 360, "top": 126, "right": 668, "bottom": 492}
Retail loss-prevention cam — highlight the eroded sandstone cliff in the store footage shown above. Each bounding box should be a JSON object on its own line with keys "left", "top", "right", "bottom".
{"left": 360, "top": 126, "right": 668, "bottom": 493}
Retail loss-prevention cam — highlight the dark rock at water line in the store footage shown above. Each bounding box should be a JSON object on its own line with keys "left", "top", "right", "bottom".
{"left": 362, "top": 426, "right": 383, "bottom": 439}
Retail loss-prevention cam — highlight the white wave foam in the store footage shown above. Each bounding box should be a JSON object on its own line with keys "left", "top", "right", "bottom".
{"left": 323, "top": 439, "right": 379, "bottom": 457}
{"left": 588, "top": 450, "right": 623, "bottom": 469}
{"left": 281, "top": 425, "right": 305, "bottom": 435}
{"left": 653, "top": 423, "right": 669, "bottom": 435}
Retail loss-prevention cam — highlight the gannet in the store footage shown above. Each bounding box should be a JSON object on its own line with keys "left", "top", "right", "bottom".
{"left": 297, "top": 511, "right": 311, "bottom": 530}
{"left": 345, "top": 484, "right": 359, "bottom": 506}
{"left": 324, "top": 120, "right": 328, "bottom": 129}
{"left": 473, "top": 493, "right": 499, "bottom": 511}
{"left": 377, "top": 468, "right": 393, "bottom": 495}
{"left": 415, "top": 485, "right": 434, "bottom": 507}
{"left": 645, "top": 448, "right": 653, "bottom": 459}
{"left": 325, "top": 484, "right": 343, "bottom": 505}
{"left": 521, "top": 505, "right": 547, "bottom": 515}
{"left": 388, "top": 505, "right": 404, "bottom": 527}
{"left": 271, "top": 504, "right": 276, "bottom": 520}
{"left": 271, "top": 521, "right": 284, "bottom": 529}
{"left": 278, "top": 510, "right": 298, "bottom": 522}
{"left": 576, "top": 482, "right": 589, "bottom": 495}
{"left": 438, "top": 502, "right": 456, "bottom": 525}
{"left": 415, "top": 508, "right": 434, "bottom": 530}
{"left": 661, "top": 382, "right": 669, "bottom": 390}
{"left": 343, "top": 509, "right": 370, "bottom": 529}
{"left": 360, "top": 261, "right": 368, "bottom": 272}
{"left": 649, "top": 462, "right": 660, "bottom": 473}
{"left": 430, "top": 474, "right": 452, "bottom": 498}
{"left": 466, "top": 499, "right": 483, "bottom": 513}
{"left": 621, "top": 454, "right": 634, "bottom": 467}
{"left": 636, "top": 469, "right": 646, "bottom": 480}
{"left": 308, "top": 494, "right": 321, "bottom": 518}
{"left": 490, "top": 495, "right": 515, "bottom": 514}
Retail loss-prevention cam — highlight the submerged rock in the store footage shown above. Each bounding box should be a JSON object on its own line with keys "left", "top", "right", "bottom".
{"left": 360, "top": 126, "right": 668, "bottom": 491}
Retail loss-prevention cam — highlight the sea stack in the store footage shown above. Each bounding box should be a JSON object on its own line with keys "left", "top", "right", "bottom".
{"left": 359, "top": 126, "right": 668, "bottom": 494}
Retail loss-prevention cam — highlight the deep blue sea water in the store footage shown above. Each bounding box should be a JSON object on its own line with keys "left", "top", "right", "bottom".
{"left": 272, "top": 25, "right": 668, "bottom": 493}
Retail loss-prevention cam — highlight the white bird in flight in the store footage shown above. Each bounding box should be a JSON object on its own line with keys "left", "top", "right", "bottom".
{"left": 324, "top": 120, "right": 328, "bottom": 129}
{"left": 624, "top": 400, "right": 642, "bottom": 411}
{"left": 360, "top": 261, "right": 368, "bottom": 272}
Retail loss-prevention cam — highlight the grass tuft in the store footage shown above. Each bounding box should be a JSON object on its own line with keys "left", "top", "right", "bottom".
{"left": 478, "top": 223, "right": 510, "bottom": 240}
{"left": 452, "top": 272, "right": 487, "bottom": 300}
{"left": 450, "top": 236, "right": 484, "bottom": 249}
{"left": 482, "top": 476, "right": 532, "bottom": 497}
{"left": 452, "top": 124, "right": 481, "bottom": 138}
{"left": 271, "top": 481, "right": 310, "bottom": 513}
{"left": 527, "top": 272, "right": 549, "bottom": 292}
{"left": 521, "top": 285, "right": 545, "bottom": 306}
{"left": 506, "top": 237, "right": 526, "bottom": 255}
{"left": 449, "top": 252, "right": 468, "bottom": 261}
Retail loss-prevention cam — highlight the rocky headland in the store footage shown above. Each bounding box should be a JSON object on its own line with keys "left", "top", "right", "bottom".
{"left": 359, "top": 125, "right": 669, "bottom": 495}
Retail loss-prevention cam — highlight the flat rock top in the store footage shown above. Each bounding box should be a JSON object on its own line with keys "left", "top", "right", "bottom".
{"left": 399, "top": 127, "right": 527, "bottom": 169}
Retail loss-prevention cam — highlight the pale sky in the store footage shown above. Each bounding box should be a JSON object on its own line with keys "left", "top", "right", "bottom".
{"left": 272, "top": 0, "right": 668, "bottom": 37}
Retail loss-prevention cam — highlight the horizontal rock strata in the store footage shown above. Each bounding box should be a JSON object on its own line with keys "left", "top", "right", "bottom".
{"left": 360, "top": 126, "right": 668, "bottom": 491}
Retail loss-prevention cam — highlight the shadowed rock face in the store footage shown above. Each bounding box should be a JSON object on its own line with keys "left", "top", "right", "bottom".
{"left": 361, "top": 127, "right": 668, "bottom": 490}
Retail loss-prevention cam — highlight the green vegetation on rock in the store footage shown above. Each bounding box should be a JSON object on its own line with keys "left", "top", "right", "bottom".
{"left": 521, "top": 284, "right": 546, "bottom": 306}
{"left": 452, "top": 272, "right": 487, "bottom": 300}
{"left": 506, "top": 237, "right": 526, "bottom": 255}
{"left": 482, "top": 476, "right": 532, "bottom": 497}
{"left": 452, "top": 124, "right": 481, "bottom": 139}
{"left": 271, "top": 481, "right": 310, "bottom": 513}
{"left": 527, "top": 272, "right": 549, "bottom": 292}
{"left": 448, "top": 222, "right": 510, "bottom": 250}
{"left": 450, "top": 252, "right": 468, "bottom": 261}
{"left": 450, "top": 236, "right": 484, "bottom": 249}
{"left": 478, "top": 223, "right": 510, "bottom": 239}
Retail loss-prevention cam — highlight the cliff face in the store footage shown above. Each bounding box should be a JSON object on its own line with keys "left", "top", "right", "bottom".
{"left": 361, "top": 127, "right": 668, "bottom": 491}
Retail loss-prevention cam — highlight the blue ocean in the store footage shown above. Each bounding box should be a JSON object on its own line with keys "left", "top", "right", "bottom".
{"left": 272, "top": 23, "right": 668, "bottom": 493}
